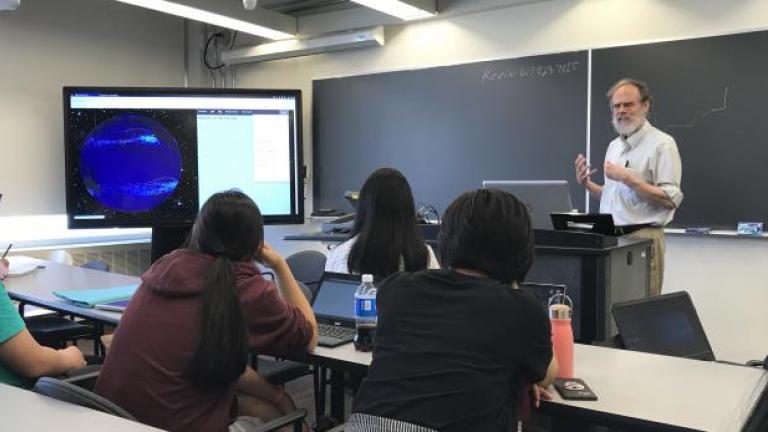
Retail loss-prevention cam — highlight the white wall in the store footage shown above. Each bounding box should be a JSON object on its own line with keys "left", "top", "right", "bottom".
{"left": 0, "top": 0, "right": 185, "bottom": 216}
{"left": 219, "top": 0, "right": 768, "bottom": 362}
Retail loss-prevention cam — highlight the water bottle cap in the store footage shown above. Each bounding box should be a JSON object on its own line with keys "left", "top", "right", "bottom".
{"left": 362, "top": 274, "right": 373, "bottom": 283}
{"left": 549, "top": 303, "right": 572, "bottom": 320}
{"left": 548, "top": 293, "right": 573, "bottom": 309}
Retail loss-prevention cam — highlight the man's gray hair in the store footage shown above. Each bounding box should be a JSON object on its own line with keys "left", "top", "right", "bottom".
{"left": 607, "top": 78, "right": 653, "bottom": 109}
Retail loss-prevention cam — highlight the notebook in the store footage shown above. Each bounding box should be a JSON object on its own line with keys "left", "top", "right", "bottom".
{"left": 54, "top": 284, "right": 139, "bottom": 308}
{"left": 312, "top": 272, "right": 361, "bottom": 347}
{"left": 94, "top": 299, "right": 131, "bottom": 312}
{"left": 612, "top": 292, "right": 716, "bottom": 361}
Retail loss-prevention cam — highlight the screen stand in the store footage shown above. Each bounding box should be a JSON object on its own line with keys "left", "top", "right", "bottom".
{"left": 151, "top": 225, "right": 192, "bottom": 263}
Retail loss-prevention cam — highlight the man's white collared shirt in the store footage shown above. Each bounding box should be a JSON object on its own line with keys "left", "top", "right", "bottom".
{"left": 600, "top": 120, "right": 683, "bottom": 226}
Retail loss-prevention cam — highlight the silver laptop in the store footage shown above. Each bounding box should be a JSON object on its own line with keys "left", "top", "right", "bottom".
{"left": 482, "top": 180, "right": 573, "bottom": 230}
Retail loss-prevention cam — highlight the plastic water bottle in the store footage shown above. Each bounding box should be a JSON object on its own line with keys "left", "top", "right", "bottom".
{"left": 354, "top": 274, "right": 377, "bottom": 352}
{"left": 549, "top": 295, "right": 574, "bottom": 379}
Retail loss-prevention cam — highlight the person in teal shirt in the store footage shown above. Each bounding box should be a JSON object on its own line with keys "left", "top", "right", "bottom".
{"left": 0, "top": 258, "right": 86, "bottom": 387}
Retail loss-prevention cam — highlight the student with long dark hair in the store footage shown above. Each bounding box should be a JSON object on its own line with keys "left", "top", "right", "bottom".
{"left": 325, "top": 168, "right": 439, "bottom": 277}
{"left": 348, "top": 189, "right": 557, "bottom": 431}
{"left": 96, "top": 190, "right": 317, "bottom": 432}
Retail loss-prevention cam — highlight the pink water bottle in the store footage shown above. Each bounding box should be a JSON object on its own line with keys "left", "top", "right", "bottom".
{"left": 549, "top": 298, "right": 574, "bottom": 379}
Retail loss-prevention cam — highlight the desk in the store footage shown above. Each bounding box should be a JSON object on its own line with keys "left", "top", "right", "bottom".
{"left": 543, "top": 345, "right": 768, "bottom": 431}
{"left": 308, "top": 344, "right": 768, "bottom": 431}
{"left": 4, "top": 261, "right": 140, "bottom": 326}
{"left": 0, "top": 382, "right": 161, "bottom": 431}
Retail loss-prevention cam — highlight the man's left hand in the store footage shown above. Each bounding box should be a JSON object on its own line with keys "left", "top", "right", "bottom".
{"left": 604, "top": 161, "right": 634, "bottom": 183}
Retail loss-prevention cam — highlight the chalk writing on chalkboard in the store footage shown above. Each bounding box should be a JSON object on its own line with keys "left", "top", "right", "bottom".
{"left": 666, "top": 86, "right": 729, "bottom": 129}
{"left": 481, "top": 61, "right": 581, "bottom": 83}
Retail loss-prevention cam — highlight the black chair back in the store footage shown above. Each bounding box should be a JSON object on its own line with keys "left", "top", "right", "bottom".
{"left": 33, "top": 377, "right": 136, "bottom": 420}
{"left": 80, "top": 260, "right": 110, "bottom": 272}
{"left": 286, "top": 250, "right": 327, "bottom": 296}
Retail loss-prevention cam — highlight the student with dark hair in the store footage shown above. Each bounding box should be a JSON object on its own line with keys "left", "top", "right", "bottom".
{"left": 96, "top": 190, "right": 317, "bottom": 432}
{"left": 325, "top": 167, "right": 439, "bottom": 277}
{"left": 0, "top": 258, "right": 86, "bottom": 387}
{"left": 349, "top": 188, "right": 557, "bottom": 432}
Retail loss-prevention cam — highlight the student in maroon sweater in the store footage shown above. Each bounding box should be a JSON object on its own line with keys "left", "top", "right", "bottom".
{"left": 96, "top": 191, "right": 318, "bottom": 431}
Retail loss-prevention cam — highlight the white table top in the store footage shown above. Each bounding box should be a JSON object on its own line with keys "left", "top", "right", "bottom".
{"left": 4, "top": 261, "right": 140, "bottom": 324}
{"left": 554, "top": 344, "right": 768, "bottom": 432}
{"left": 313, "top": 343, "right": 373, "bottom": 367}
{"left": 0, "top": 383, "right": 162, "bottom": 431}
{"left": 310, "top": 343, "right": 768, "bottom": 431}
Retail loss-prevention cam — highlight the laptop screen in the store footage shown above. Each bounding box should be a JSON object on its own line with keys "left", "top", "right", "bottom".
{"left": 520, "top": 282, "right": 566, "bottom": 309}
{"left": 612, "top": 292, "right": 715, "bottom": 361}
{"left": 312, "top": 273, "right": 360, "bottom": 322}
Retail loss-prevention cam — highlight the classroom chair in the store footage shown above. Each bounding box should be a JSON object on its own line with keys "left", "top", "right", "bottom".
{"left": 285, "top": 250, "right": 327, "bottom": 296}
{"left": 36, "top": 375, "right": 309, "bottom": 432}
{"left": 33, "top": 376, "right": 136, "bottom": 420}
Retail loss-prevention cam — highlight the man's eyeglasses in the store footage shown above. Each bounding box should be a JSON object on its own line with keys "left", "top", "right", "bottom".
{"left": 611, "top": 100, "right": 643, "bottom": 111}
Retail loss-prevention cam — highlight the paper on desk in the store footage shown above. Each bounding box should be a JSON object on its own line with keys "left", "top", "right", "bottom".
{"left": 6, "top": 255, "right": 44, "bottom": 277}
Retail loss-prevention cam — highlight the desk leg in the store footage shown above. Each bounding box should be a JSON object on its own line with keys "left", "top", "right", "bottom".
{"left": 314, "top": 366, "right": 327, "bottom": 424}
{"left": 329, "top": 369, "right": 345, "bottom": 421}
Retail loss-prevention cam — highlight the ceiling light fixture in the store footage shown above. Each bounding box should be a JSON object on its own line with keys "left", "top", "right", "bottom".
{"left": 350, "top": 0, "right": 436, "bottom": 21}
{"left": 115, "top": 0, "right": 295, "bottom": 40}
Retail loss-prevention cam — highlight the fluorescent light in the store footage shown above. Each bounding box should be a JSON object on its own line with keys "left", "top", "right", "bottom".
{"left": 222, "top": 27, "right": 385, "bottom": 65}
{"left": 351, "top": 0, "right": 436, "bottom": 21}
{"left": 115, "top": 0, "right": 294, "bottom": 40}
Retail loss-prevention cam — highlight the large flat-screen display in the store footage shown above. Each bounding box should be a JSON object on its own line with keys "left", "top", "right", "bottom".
{"left": 63, "top": 87, "right": 304, "bottom": 228}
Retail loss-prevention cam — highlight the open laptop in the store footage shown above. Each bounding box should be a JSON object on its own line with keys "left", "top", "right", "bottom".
{"left": 482, "top": 180, "right": 573, "bottom": 230}
{"left": 312, "top": 272, "right": 362, "bottom": 347}
{"left": 612, "top": 292, "right": 716, "bottom": 361}
{"left": 520, "top": 282, "right": 567, "bottom": 309}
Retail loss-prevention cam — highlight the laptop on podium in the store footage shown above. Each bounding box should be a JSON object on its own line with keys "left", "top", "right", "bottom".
{"left": 311, "top": 272, "right": 361, "bottom": 347}
{"left": 482, "top": 180, "right": 573, "bottom": 230}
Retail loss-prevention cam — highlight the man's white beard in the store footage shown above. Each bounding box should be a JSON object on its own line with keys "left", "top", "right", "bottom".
{"left": 613, "top": 116, "right": 644, "bottom": 136}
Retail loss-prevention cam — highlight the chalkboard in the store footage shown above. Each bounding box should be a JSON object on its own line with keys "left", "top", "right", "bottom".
{"left": 313, "top": 51, "right": 588, "bottom": 215}
{"left": 591, "top": 31, "right": 768, "bottom": 229}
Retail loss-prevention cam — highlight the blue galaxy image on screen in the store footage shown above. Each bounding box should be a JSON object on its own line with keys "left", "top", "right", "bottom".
{"left": 80, "top": 114, "right": 182, "bottom": 213}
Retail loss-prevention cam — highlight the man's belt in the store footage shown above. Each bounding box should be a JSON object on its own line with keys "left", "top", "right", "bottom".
{"left": 616, "top": 223, "right": 660, "bottom": 236}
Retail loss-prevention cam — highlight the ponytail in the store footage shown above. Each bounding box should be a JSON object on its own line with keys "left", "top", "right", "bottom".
{"left": 186, "top": 255, "right": 248, "bottom": 389}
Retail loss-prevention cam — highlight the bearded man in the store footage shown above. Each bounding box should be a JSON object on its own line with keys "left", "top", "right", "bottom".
{"left": 575, "top": 78, "right": 683, "bottom": 296}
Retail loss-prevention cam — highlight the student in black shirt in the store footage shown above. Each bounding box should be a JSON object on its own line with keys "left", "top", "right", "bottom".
{"left": 350, "top": 188, "right": 558, "bottom": 431}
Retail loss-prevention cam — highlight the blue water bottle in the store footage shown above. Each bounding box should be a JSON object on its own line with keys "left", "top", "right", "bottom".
{"left": 353, "top": 274, "right": 377, "bottom": 351}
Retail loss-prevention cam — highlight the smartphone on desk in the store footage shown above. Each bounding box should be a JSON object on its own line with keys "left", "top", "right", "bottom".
{"left": 553, "top": 378, "right": 598, "bottom": 401}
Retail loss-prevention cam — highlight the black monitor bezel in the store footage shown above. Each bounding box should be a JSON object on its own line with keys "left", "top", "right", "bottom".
{"left": 63, "top": 86, "right": 304, "bottom": 229}
{"left": 611, "top": 291, "right": 716, "bottom": 361}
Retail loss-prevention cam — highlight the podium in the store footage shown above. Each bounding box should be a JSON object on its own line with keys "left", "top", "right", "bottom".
{"left": 529, "top": 230, "right": 651, "bottom": 343}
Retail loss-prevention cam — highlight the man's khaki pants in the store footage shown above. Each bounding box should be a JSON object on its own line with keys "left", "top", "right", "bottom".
{"left": 625, "top": 227, "right": 665, "bottom": 296}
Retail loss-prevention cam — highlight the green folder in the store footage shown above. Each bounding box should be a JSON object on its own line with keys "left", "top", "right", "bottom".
{"left": 53, "top": 284, "right": 139, "bottom": 308}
